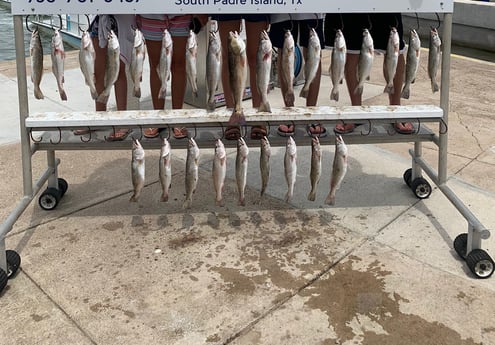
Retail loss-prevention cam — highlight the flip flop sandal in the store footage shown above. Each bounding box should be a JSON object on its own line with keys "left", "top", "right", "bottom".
{"left": 250, "top": 126, "right": 267, "bottom": 140}
{"left": 144, "top": 127, "right": 160, "bottom": 138}
{"left": 73, "top": 128, "right": 92, "bottom": 135}
{"left": 277, "top": 124, "right": 294, "bottom": 137}
{"left": 394, "top": 122, "right": 415, "bottom": 134}
{"left": 225, "top": 126, "right": 241, "bottom": 140}
{"left": 106, "top": 129, "right": 130, "bottom": 142}
{"left": 334, "top": 123, "right": 355, "bottom": 134}
{"left": 307, "top": 124, "right": 327, "bottom": 137}
{"left": 173, "top": 127, "right": 188, "bottom": 139}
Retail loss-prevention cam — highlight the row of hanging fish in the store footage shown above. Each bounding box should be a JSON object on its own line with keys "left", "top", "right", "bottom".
{"left": 129, "top": 135, "right": 349, "bottom": 208}
{"left": 329, "top": 26, "right": 442, "bottom": 102}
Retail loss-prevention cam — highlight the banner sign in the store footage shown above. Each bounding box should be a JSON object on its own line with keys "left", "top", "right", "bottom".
{"left": 12, "top": 0, "right": 454, "bottom": 15}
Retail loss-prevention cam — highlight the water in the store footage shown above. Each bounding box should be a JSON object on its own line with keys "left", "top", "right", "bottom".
{"left": 0, "top": 5, "right": 72, "bottom": 61}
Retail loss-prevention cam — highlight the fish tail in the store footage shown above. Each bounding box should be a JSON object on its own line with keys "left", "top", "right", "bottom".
{"left": 134, "top": 87, "right": 141, "bottom": 98}
{"left": 354, "top": 85, "right": 363, "bottom": 95}
{"left": 206, "top": 101, "right": 216, "bottom": 112}
{"left": 284, "top": 191, "right": 292, "bottom": 203}
{"left": 129, "top": 194, "right": 138, "bottom": 202}
{"left": 330, "top": 87, "right": 339, "bottom": 102}
{"left": 160, "top": 193, "right": 168, "bottom": 202}
{"left": 307, "top": 190, "right": 316, "bottom": 202}
{"left": 299, "top": 87, "right": 308, "bottom": 99}
{"left": 324, "top": 193, "right": 336, "bottom": 205}
{"left": 182, "top": 198, "right": 192, "bottom": 209}
{"left": 384, "top": 84, "right": 394, "bottom": 95}
{"left": 34, "top": 87, "right": 44, "bottom": 100}
{"left": 90, "top": 88, "right": 98, "bottom": 100}
{"left": 158, "top": 86, "right": 166, "bottom": 100}
{"left": 401, "top": 85, "right": 410, "bottom": 99}
{"left": 238, "top": 197, "right": 245, "bottom": 206}
{"left": 59, "top": 89, "right": 67, "bottom": 101}
{"left": 97, "top": 91, "right": 109, "bottom": 105}
{"left": 431, "top": 80, "right": 439, "bottom": 93}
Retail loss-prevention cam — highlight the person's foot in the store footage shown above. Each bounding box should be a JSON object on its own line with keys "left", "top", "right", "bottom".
{"left": 106, "top": 128, "right": 130, "bottom": 141}
{"left": 334, "top": 123, "right": 355, "bottom": 134}
{"left": 307, "top": 124, "right": 327, "bottom": 137}
{"left": 173, "top": 127, "right": 188, "bottom": 139}
{"left": 394, "top": 122, "right": 414, "bottom": 134}
{"left": 277, "top": 124, "right": 294, "bottom": 137}
{"left": 144, "top": 128, "right": 160, "bottom": 138}
{"left": 250, "top": 126, "right": 267, "bottom": 140}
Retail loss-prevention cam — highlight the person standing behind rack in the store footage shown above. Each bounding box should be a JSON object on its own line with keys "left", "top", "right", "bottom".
{"left": 269, "top": 13, "right": 325, "bottom": 137}
{"left": 324, "top": 13, "right": 413, "bottom": 134}
{"left": 210, "top": 14, "right": 270, "bottom": 140}
{"left": 136, "top": 14, "right": 208, "bottom": 139}
{"left": 84, "top": 14, "right": 136, "bottom": 141}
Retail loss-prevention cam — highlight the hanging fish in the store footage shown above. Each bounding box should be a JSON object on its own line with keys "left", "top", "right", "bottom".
{"left": 256, "top": 30, "right": 272, "bottom": 113}
{"left": 159, "top": 138, "right": 172, "bottom": 202}
{"left": 325, "top": 135, "right": 348, "bottom": 206}
{"left": 330, "top": 29, "right": 346, "bottom": 102}
{"left": 259, "top": 136, "right": 271, "bottom": 199}
{"left": 130, "top": 28, "right": 146, "bottom": 98}
{"left": 206, "top": 29, "right": 222, "bottom": 112}
{"left": 228, "top": 30, "right": 247, "bottom": 125}
{"left": 97, "top": 30, "right": 120, "bottom": 105}
{"left": 383, "top": 27, "right": 400, "bottom": 95}
{"left": 401, "top": 29, "right": 421, "bottom": 99}
{"left": 130, "top": 138, "right": 145, "bottom": 202}
{"left": 355, "top": 29, "right": 374, "bottom": 95}
{"left": 51, "top": 29, "right": 67, "bottom": 101}
{"left": 158, "top": 29, "right": 173, "bottom": 101}
{"left": 428, "top": 27, "right": 442, "bottom": 93}
{"left": 281, "top": 30, "right": 295, "bottom": 106}
{"left": 300, "top": 28, "right": 321, "bottom": 99}
{"left": 284, "top": 136, "right": 297, "bottom": 202}
{"left": 79, "top": 30, "right": 97, "bottom": 100}
{"left": 183, "top": 138, "right": 200, "bottom": 209}
{"left": 212, "top": 139, "right": 227, "bottom": 206}
{"left": 307, "top": 136, "right": 322, "bottom": 202}
{"left": 186, "top": 30, "right": 198, "bottom": 98}
{"left": 236, "top": 137, "right": 249, "bottom": 206}
{"left": 30, "top": 28, "right": 44, "bottom": 100}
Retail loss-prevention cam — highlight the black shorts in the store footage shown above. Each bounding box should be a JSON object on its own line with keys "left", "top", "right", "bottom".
{"left": 269, "top": 19, "right": 325, "bottom": 49}
{"left": 324, "top": 13, "right": 405, "bottom": 52}
{"left": 210, "top": 14, "right": 269, "bottom": 22}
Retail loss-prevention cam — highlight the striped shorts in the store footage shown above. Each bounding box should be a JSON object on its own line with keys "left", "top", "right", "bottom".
{"left": 136, "top": 15, "right": 192, "bottom": 41}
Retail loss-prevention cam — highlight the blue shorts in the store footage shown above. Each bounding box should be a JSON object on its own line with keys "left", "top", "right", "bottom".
{"left": 269, "top": 19, "right": 324, "bottom": 49}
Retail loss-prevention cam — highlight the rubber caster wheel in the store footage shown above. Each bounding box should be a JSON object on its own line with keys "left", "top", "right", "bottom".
{"left": 411, "top": 177, "right": 432, "bottom": 199}
{"left": 38, "top": 187, "right": 62, "bottom": 210}
{"left": 403, "top": 169, "right": 412, "bottom": 188}
{"left": 0, "top": 268, "right": 7, "bottom": 293}
{"left": 6, "top": 250, "right": 21, "bottom": 278}
{"left": 58, "top": 178, "right": 68, "bottom": 197}
{"left": 466, "top": 249, "right": 494, "bottom": 279}
{"left": 453, "top": 233, "right": 468, "bottom": 260}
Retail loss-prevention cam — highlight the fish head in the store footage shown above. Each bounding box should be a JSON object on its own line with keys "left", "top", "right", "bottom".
{"left": 132, "top": 137, "right": 145, "bottom": 160}
{"left": 389, "top": 27, "right": 399, "bottom": 47}
{"left": 409, "top": 29, "right": 421, "bottom": 50}
{"left": 237, "top": 137, "right": 249, "bottom": 156}
{"left": 187, "top": 30, "right": 197, "bottom": 49}
{"left": 51, "top": 29, "right": 63, "bottom": 47}
{"left": 162, "top": 29, "right": 173, "bottom": 49}
{"left": 283, "top": 30, "right": 294, "bottom": 48}
{"left": 188, "top": 138, "right": 199, "bottom": 156}
{"left": 30, "top": 29, "right": 41, "bottom": 47}
{"left": 311, "top": 136, "right": 321, "bottom": 156}
{"left": 107, "top": 30, "right": 120, "bottom": 50}
{"left": 80, "top": 31, "right": 93, "bottom": 49}
{"left": 335, "top": 135, "right": 348, "bottom": 156}
{"left": 215, "top": 139, "right": 226, "bottom": 158}
{"left": 133, "top": 28, "right": 145, "bottom": 48}
{"left": 430, "top": 28, "right": 441, "bottom": 47}
{"left": 229, "top": 31, "right": 245, "bottom": 55}
{"left": 362, "top": 29, "right": 374, "bottom": 48}
{"left": 334, "top": 30, "right": 346, "bottom": 50}
{"left": 260, "top": 30, "right": 269, "bottom": 41}
{"left": 286, "top": 136, "right": 297, "bottom": 155}
{"left": 160, "top": 137, "right": 171, "bottom": 157}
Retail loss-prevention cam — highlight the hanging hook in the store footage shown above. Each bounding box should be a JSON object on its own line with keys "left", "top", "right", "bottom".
{"left": 49, "top": 128, "right": 62, "bottom": 145}
{"left": 435, "top": 13, "right": 441, "bottom": 30}
{"left": 192, "top": 125, "right": 197, "bottom": 139}
{"left": 339, "top": 13, "right": 344, "bottom": 32}
{"left": 104, "top": 126, "right": 117, "bottom": 141}
{"left": 79, "top": 127, "right": 92, "bottom": 143}
{"left": 132, "top": 126, "right": 143, "bottom": 141}
{"left": 412, "top": 118, "right": 420, "bottom": 135}
{"left": 360, "top": 119, "right": 372, "bottom": 136}
{"left": 30, "top": 128, "right": 43, "bottom": 143}
{"left": 366, "top": 14, "right": 373, "bottom": 32}
{"left": 218, "top": 122, "right": 225, "bottom": 140}
{"left": 265, "top": 121, "right": 271, "bottom": 137}
{"left": 284, "top": 14, "right": 294, "bottom": 32}
{"left": 415, "top": 13, "right": 420, "bottom": 31}
{"left": 160, "top": 125, "right": 172, "bottom": 140}
{"left": 78, "top": 14, "right": 92, "bottom": 33}
{"left": 25, "top": 15, "right": 35, "bottom": 33}
{"left": 439, "top": 118, "right": 448, "bottom": 135}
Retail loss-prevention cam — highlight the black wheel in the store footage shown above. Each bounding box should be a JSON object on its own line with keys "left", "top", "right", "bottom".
{"left": 38, "top": 187, "right": 61, "bottom": 210}
{"left": 58, "top": 178, "right": 68, "bottom": 196}
{"left": 453, "top": 233, "right": 468, "bottom": 260}
{"left": 466, "top": 249, "right": 494, "bottom": 279}
{"left": 403, "top": 169, "right": 412, "bottom": 188}
{"left": 0, "top": 268, "right": 7, "bottom": 293}
{"left": 411, "top": 177, "right": 432, "bottom": 199}
{"left": 6, "top": 250, "right": 21, "bottom": 279}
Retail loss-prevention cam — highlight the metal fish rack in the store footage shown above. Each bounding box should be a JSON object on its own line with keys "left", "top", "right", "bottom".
{"left": 1, "top": 1, "right": 493, "bottom": 295}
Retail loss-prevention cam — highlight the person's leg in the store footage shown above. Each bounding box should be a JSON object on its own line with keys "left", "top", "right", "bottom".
{"left": 245, "top": 20, "right": 268, "bottom": 108}
{"left": 217, "top": 20, "right": 241, "bottom": 109}
{"left": 147, "top": 39, "right": 165, "bottom": 110}
{"left": 334, "top": 53, "right": 361, "bottom": 134}
{"left": 171, "top": 35, "right": 188, "bottom": 109}
{"left": 107, "top": 59, "right": 131, "bottom": 141}
{"left": 392, "top": 53, "right": 413, "bottom": 133}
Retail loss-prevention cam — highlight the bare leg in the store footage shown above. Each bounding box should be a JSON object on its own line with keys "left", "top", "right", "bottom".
{"left": 146, "top": 39, "right": 164, "bottom": 110}
{"left": 171, "top": 35, "right": 188, "bottom": 109}
{"left": 334, "top": 53, "right": 360, "bottom": 133}
{"left": 392, "top": 53, "right": 413, "bottom": 133}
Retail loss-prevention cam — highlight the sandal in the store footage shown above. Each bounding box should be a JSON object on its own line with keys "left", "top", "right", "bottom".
{"left": 334, "top": 123, "right": 355, "bottom": 134}
{"left": 394, "top": 122, "right": 414, "bottom": 134}
{"left": 225, "top": 126, "right": 241, "bottom": 140}
{"left": 277, "top": 124, "right": 294, "bottom": 137}
{"left": 250, "top": 126, "right": 267, "bottom": 140}
{"left": 106, "top": 128, "right": 130, "bottom": 142}
{"left": 173, "top": 127, "right": 188, "bottom": 139}
{"left": 144, "top": 127, "right": 160, "bottom": 138}
{"left": 73, "top": 128, "right": 92, "bottom": 135}
{"left": 307, "top": 124, "right": 327, "bottom": 137}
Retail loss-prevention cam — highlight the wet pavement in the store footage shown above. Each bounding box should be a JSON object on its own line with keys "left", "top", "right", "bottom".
{"left": 0, "top": 43, "right": 495, "bottom": 345}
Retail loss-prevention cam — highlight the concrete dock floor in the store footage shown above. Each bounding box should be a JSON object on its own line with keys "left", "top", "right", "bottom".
{"left": 0, "top": 43, "right": 494, "bottom": 345}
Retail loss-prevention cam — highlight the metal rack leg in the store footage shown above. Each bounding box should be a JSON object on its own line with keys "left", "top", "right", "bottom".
{"left": 46, "top": 150, "right": 59, "bottom": 189}
{"left": 412, "top": 141, "right": 423, "bottom": 180}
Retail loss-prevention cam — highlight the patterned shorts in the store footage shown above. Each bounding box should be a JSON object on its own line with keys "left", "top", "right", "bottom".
{"left": 136, "top": 15, "right": 192, "bottom": 41}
